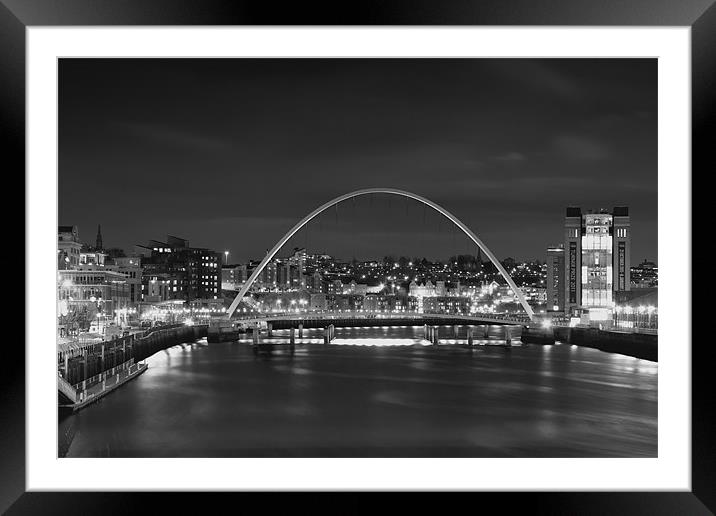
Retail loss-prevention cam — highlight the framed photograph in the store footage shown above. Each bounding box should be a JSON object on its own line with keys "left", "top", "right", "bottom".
{"left": 5, "top": 0, "right": 710, "bottom": 513}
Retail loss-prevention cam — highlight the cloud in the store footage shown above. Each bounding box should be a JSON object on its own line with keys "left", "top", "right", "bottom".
{"left": 116, "top": 122, "right": 231, "bottom": 151}
{"left": 490, "top": 152, "right": 526, "bottom": 162}
{"left": 553, "top": 135, "right": 611, "bottom": 160}
{"left": 490, "top": 60, "right": 581, "bottom": 100}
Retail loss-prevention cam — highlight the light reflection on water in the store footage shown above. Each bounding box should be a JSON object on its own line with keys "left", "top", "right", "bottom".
{"left": 59, "top": 326, "right": 657, "bottom": 458}
{"left": 332, "top": 338, "right": 430, "bottom": 346}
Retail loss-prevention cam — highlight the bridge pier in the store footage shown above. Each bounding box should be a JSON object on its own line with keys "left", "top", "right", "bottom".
{"left": 82, "top": 349, "right": 88, "bottom": 390}
{"left": 483, "top": 325, "right": 490, "bottom": 338}
{"left": 467, "top": 327, "right": 473, "bottom": 346}
{"left": 424, "top": 324, "right": 428, "bottom": 340}
{"left": 432, "top": 326, "right": 439, "bottom": 346}
{"left": 298, "top": 323, "right": 303, "bottom": 339}
{"left": 290, "top": 327, "right": 295, "bottom": 345}
{"left": 503, "top": 326, "right": 512, "bottom": 346}
{"left": 267, "top": 322, "right": 273, "bottom": 338}
{"left": 453, "top": 324, "right": 459, "bottom": 338}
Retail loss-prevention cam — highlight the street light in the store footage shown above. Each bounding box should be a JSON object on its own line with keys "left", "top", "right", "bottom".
{"left": 224, "top": 250, "right": 230, "bottom": 265}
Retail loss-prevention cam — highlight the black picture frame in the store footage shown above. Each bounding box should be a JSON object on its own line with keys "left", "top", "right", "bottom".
{"left": 4, "top": 1, "right": 709, "bottom": 513}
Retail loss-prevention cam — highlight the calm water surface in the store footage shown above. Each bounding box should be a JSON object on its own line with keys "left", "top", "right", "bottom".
{"left": 59, "top": 326, "right": 657, "bottom": 457}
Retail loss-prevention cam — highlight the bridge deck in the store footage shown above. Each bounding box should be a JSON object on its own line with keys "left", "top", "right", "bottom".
{"left": 227, "top": 312, "right": 530, "bottom": 328}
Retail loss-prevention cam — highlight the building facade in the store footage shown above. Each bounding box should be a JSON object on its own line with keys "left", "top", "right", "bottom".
{"left": 58, "top": 225, "right": 82, "bottom": 270}
{"left": 57, "top": 269, "right": 132, "bottom": 329}
{"left": 546, "top": 244, "right": 565, "bottom": 312}
{"left": 409, "top": 280, "right": 436, "bottom": 298}
{"left": 363, "top": 294, "right": 418, "bottom": 313}
{"left": 422, "top": 296, "right": 471, "bottom": 315}
{"left": 106, "top": 256, "right": 143, "bottom": 305}
{"left": 630, "top": 259, "right": 658, "bottom": 288}
{"left": 564, "top": 207, "right": 631, "bottom": 316}
{"left": 138, "top": 235, "right": 221, "bottom": 302}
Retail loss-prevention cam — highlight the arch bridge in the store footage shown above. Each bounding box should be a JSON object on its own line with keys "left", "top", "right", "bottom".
{"left": 225, "top": 188, "right": 534, "bottom": 322}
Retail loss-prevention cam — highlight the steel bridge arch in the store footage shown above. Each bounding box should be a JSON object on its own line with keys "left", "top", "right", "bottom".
{"left": 226, "top": 188, "right": 534, "bottom": 321}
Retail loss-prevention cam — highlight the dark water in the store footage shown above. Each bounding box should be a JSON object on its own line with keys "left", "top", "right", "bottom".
{"left": 59, "top": 326, "right": 657, "bottom": 457}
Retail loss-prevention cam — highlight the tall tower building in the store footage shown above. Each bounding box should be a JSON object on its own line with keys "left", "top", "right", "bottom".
{"left": 546, "top": 244, "right": 565, "bottom": 312}
{"left": 96, "top": 224, "right": 103, "bottom": 251}
{"left": 563, "top": 207, "right": 631, "bottom": 317}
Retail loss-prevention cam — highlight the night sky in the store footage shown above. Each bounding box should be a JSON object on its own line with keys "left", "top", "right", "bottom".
{"left": 59, "top": 59, "right": 657, "bottom": 264}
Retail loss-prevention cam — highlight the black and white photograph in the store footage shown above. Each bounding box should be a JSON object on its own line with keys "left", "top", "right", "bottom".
{"left": 1, "top": 0, "right": 710, "bottom": 508}
{"left": 55, "top": 57, "right": 659, "bottom": 459}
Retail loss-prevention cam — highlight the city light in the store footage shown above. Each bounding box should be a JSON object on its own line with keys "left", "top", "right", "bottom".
{"left": 57, "top": 217, "right": 655, "bottom": 341}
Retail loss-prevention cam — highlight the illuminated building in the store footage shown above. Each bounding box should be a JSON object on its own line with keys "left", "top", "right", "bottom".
{"left": 92, "top": 256, "right": 143, "bottom": 305}
{"left": 327, "top": 279, "right": 344, "bottom": 295}
{"left": 58, "top": 225, "right": 82, "bottom": 270}
{"left": 363, "top": 294, "right": 418, "bottom": 312}
{"left": 137, "top": 235, "right": 221, "bottom": 301}
{"left": 221, "top": 264, "right": 242, "bottom": 291}
{"left": 346, "top": 280, "right": 369, "bottom": 296}
{"left": 326, "top": 294, "right": 363, "bottom": 311}
{"left": 258, "top": 261, "right": 278, "bottom": 289}
{"left": 57, "top": 269, "right": 131, "bottom": 328}
{"left": 564, "top": 207, "right": 631, "bottom": 317}
{"left": 422, "top": 296, "right": 471, "bottom": 315}
{"left": 79, "top": 248, "right": 107, "bottom": 266}
{"left": 630, "top": 259, "right": 658, "bottom": 288}
{"left": 308, "top": 271, "right": 324, "bottom": 292}
{"left": 409, "top": 280, "right": 436, "bottom": 298}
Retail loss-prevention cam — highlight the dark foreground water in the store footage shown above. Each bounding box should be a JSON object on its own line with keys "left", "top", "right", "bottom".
{"left": 59, "top": 326, "right": 657, "bottom": 457}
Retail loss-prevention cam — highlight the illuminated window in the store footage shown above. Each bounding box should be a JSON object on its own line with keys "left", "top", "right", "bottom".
{"left": 581, "top": 229, "right": 613, "bottom": 307}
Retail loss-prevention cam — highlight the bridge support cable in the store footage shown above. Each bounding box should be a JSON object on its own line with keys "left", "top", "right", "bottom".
{"left": 225, "top": 188, "right": 535, "bottom": 320}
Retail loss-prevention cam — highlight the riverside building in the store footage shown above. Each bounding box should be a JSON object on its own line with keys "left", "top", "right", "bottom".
{"left": 564, "top": 207, "right": 631, "bottom": 320}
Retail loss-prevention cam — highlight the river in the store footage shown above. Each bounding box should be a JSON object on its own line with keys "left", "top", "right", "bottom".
{"left": 58, "top": 325, "right": 657, "bottom": 457}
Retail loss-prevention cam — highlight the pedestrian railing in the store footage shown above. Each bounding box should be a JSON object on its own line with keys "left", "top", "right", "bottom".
{"left": 57, "top": 374, "right": 78, "bottom": 403}
{"left": 73, "top": 358, "right": 136, "bottom": 390}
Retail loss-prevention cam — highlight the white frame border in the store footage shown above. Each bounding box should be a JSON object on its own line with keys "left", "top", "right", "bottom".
{"left": 27, "top": 27, "right": 691, "bottom": 491}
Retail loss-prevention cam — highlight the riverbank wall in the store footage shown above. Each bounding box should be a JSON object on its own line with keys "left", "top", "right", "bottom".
{"left": 58, "top": 324, "right": 207, "bottom": 386}
{"left": 521, "top": 326, "right": 557, "bottom": 345}
{"left": 551, "top": 326, "right": 657, "bottom": 362}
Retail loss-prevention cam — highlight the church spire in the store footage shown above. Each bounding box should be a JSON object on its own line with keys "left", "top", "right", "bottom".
{"left": 96, "top": 224, "right": 103, "bottom": 251}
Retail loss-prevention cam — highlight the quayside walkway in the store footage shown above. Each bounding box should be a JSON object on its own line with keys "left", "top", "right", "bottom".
{"left": 58, "top": 359, "right": 147, "bottom": 412}
{"left": 58, "top": 324, "right": 207, "bottom": 412}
